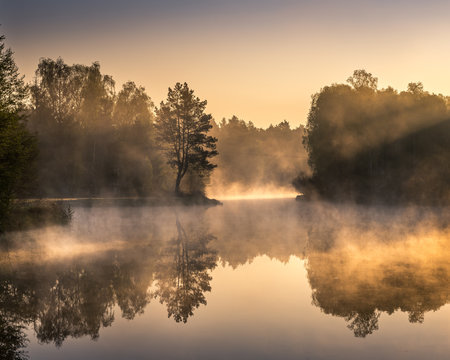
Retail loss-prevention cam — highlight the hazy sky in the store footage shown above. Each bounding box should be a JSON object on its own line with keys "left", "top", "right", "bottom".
{"left": 2, "top": 0, "right": 450, "bottom": 127}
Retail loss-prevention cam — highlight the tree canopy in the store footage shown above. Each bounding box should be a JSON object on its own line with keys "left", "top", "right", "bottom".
{"left": 297, "top": 70, "right": 450, "bottom": 204}
{"left": 0, "top": 34, "right": 36, "bottom": 228}
{"left": 156, "top": 82, "right": 218, "bottom": 195}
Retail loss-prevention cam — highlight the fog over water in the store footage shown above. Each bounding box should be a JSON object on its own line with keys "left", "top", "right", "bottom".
{"left": 1, "top": 199, "right": 449, "bottom": 359}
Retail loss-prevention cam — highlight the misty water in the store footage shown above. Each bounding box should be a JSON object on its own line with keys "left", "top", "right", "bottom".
{"left": 1, "top": 199, "right": 449, "bottom": 359}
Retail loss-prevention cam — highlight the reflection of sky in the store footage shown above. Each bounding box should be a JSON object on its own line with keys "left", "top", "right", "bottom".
{"left": 3, "top": 0, "right": 450, "bottom": 126}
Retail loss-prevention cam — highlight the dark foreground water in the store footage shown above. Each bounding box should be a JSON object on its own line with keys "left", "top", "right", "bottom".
{"left": 1, "top": 199, "right": 449, "bottom": 359}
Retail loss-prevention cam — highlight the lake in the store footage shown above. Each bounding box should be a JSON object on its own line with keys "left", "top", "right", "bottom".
{"left": 1, "top": 199, "right": 449, "bottom": 359}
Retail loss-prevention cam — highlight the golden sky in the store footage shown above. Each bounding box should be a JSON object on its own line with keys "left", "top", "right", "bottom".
{"left": 3, "top": 0, "right": 450, "bottom": 127}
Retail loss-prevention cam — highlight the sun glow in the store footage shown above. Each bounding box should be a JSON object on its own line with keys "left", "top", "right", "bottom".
{"left": 217, "top": 192, "right": 298, "bottom": 201}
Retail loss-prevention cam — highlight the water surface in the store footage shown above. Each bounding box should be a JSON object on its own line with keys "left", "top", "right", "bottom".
{"left": 1, "top": 199, "right": 449, "bottom": 359}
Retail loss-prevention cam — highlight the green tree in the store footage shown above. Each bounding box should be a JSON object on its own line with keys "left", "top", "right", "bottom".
{"left": 0, "top": 34, "right": 36, "bottom": 228}
{"left": 156, "top": 83, "right": 217, "bottom": 195}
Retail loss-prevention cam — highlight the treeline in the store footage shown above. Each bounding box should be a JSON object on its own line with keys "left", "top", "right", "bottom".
{"left": 0, "top": 34, "right": 36, "bottom": 228}
{"left": 26, "top": 58, "right": 305, "bottom": 199}
{"left": 2, "top": 29, "right": 312, "bottom": 230}
{"left": 210, "top": 117, "right": 307, "bottom": 195}
{"left": 28, "top": 58, "right": 168, "bottom": 197}
{"left": 296, "top": 70, "right": 450, "bottom": 204}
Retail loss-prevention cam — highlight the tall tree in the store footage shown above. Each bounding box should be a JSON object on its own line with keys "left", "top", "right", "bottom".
{"left": 156, "top": 83, "right": 217, "bottom": 195}
{"left": 113, "top": 81, "right": 153, "bottom": 127}
{"left": 112, "top": 82, "right": 158, "bottom": 196}
{"left": 0, "top": 34, "right": 36, "bottom": 227}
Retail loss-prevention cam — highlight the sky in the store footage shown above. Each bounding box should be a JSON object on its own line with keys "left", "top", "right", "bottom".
{"left": 2, "top": 0, "right": 450, "bottom": 127}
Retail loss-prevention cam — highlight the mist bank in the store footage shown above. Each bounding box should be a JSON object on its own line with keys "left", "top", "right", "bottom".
{"left": 208, "top": 117, "right": 308, "bottom": 199}
{"left": 296, "top": 70, "right": 450, "bottom": 205}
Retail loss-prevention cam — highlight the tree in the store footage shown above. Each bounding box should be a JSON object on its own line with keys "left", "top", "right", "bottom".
{"left": 407, "top": 82, "right": 424, "bottom": 95}
{"left": 30, "top": 58, "right": 85, "bottom": 126}
{"left": 347, "top": 69, "right": 378, "bottom": 91}
{"left": 113, "top": 81, "right": 153, "bottom": 127}
{"left": 113, "top": 82, "right": 158, "bottom": 196}
{"left": 298, "top": 70, "right": 450, "bottom": 204}
{"left": 156, "top": 83, "right": 217, "bottom": 195}
{"left": 153, "top": 216, "right": 217, "bottom": 323}
{"left": 0, "top": 34, "right": 36, "bottom": 227}
{"left": 0, "top": 36, "right": 27, "bottom": 113}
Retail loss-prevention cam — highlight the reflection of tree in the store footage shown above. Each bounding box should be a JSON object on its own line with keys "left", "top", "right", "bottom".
{"left": 0, "top": 210, "right": 219, "bottom": 353}
{"left": 306, "top": 232, "right": 450, "bottom": 337}
{"left": 112, "top": 261, "right": 150, "bottom": 320}
{"left": 0, "top": 317, "right": 28, "bottom": 360}
{"left": 0, "top": 280, "right": 30, "bottom": 360}
{"left": 0, "top": 245, "right": 156, "bottom": 350}
{"left": 153, "top": 218, "right": 217, "bottom": 323}
{"left": 34, "top": 268, "right": 115, "bottom": 347}
{"left": 345, "top": 311, "right": 380, "bottom": 338}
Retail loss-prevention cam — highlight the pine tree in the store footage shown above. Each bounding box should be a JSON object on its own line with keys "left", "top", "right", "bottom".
{"left": 156, "top": 83, "right": 217, "bottom": 195}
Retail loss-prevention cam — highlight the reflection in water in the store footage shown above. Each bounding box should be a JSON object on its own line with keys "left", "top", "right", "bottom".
{"left": 304, "top": 204, "right": 450, "bottom": 337}
{"left": 0, "top": 200, "right": 449, "bottom": 357}
{"left": 0, "top": 281, "right": 29, "bottom": 360}
{"left": 0, "top": 209, "right": 218, "bottom": 357}
{"left": 153, "top": 216, "right": 217, "bottom": 323}
{"left": 307, "top": 235, "right": 450, "bottom": 337}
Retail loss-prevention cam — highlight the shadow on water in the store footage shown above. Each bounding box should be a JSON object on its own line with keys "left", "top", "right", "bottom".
{"left": 0, "top": 200, "right": 449, "bottom": 357}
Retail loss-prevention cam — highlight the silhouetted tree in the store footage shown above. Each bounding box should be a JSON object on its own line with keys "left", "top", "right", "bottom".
{"left": 346, "top": 69, "right": 378, "bottom": 91}
{"left": 298, "top": 70, "right": 450, "bottom": 204}
{"left": 156, "top": 83, "right": 217, "bottom": 195}
{"left": 0, "top": 34, "right": 36, "bottom": 228}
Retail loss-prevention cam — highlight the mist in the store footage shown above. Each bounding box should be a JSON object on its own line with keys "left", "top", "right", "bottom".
{"left": 208, "top": 116, "right": 308, "bottom": 199}
{"left": 296, "top": 70, "right": 450, "bottom": 205}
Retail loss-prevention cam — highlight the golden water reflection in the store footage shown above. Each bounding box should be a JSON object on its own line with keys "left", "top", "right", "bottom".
{"left": 0, "top": 200, "right": 449, "bottom": 358}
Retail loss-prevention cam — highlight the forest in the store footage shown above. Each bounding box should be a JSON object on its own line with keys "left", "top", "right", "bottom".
{"left": 295, "top": 70, "right": 450, "bottom": 204}
{"left": 2, "top": 32, "right": 450, "bottom": 232}
{"left": 0, "top": 33, "right": 308, "bottom": 230}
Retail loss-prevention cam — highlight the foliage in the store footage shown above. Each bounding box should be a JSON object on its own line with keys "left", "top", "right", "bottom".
{"left": 113, "top": 81, "right": 153, "bottom": 127}
{"left": 29, "top": 58, "right": 166, "bottom": 197}
{"left": 156, "top": 83, "right": 217, "bottom": 195}
{"left": 0, "top": 316, "right": 29, "bottom": 360}
{"left": 298, "top": 70, "right": 450, "bottom": 204}
{"left": 0, "top": 35, "right": 36, "bottom": 229}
